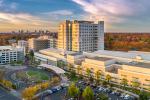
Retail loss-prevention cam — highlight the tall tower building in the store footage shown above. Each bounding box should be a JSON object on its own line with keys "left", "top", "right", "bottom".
{"left": 57, "top": 20, "right": 104, "bottom": 52}
{"left": 57, "top": 20, "right": 72, "bottom": 51}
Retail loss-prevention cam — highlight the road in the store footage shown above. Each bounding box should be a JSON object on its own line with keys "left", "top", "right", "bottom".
{"left": 0, "top": 87, "right": 20, "bottom": 100}
{"left": 41, "top": 89, "right": 67, "bottom": 100}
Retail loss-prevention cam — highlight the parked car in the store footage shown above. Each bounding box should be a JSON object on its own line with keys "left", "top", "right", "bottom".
{"left": 51, "top": 88, "right": 58, "bottom": 93}
{"left": 61, "top": 83, "right": 69, "bottom": 88}
{"left": 46, "top": 90, "right": 53, "bottom": 94}
{"left": 124, "top": 94, "right": 130, "bottom": 100}
{"left": 114, "top": 92, "right": 121, "bottom": 96}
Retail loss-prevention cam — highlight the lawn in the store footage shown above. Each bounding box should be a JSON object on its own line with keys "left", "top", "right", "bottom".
{"left": 27, "top": 70, "right": 49, "bottom": 80}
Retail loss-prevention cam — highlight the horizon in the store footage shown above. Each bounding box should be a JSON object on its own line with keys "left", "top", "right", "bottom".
{"left": 0, "top": 0, "right": 150, "bottom": 32}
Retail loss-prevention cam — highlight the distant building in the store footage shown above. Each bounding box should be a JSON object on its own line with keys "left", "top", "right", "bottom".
{"left": 18, "top": 40, "right": 28, "bottom": 53}
{"left": 28, "top": 38, "right": 49, "bottom": 52}
{"left": 18, "top": 40, "right": 28, "bottom": 47}
{"left": 0, "top": 46, "right": 24, "bottom": 64}
{"left": 57, "top": 20, "right": 104, "bottom": 52}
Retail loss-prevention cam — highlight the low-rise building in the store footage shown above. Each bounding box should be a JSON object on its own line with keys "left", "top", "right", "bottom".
{"left": 28, "top": 38, "right": 49, "bottom": 51}
{"left": 0, "top": 46, "right": 24, "bottom": 64}
{"left": 34, "top": 48, "right": 75, "bottom": 66}
{"left": 67, "top": 50, "right": 150, "bottom": 90}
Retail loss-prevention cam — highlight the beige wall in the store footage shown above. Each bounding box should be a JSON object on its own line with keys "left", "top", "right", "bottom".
{"left": 118, "top": 67, "right": 150, "bottom": 89}
{"left": 80, "top": 58, "right": 150, "bottom": 90}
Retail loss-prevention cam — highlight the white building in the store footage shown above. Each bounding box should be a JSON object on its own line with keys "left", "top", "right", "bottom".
{"left": 34, "top": 48, "right": 75, "bottom": 66}
{"left": 18, "top": 40, "right": 28, "bottom": 54}
{"left": 0, "top": 46, "right": 24, "bottom": 64}
{"left": 57, "top": 20, "right": 104, "bottom": 52}
{"left": 18, "top": 40, "right": 28, "bottom": 48}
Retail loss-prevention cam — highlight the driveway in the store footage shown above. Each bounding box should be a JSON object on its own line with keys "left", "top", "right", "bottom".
{"left": 0, "top": 87, "right": 20, "bottom": 100}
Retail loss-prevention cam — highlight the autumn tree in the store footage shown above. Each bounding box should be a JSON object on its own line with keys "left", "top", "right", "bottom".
{"left": 82, "top": 86, "right": 94, "bottom": 100}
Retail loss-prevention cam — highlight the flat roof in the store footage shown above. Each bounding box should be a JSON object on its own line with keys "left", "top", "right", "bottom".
{"left": 0, "top": 46, "right": 12, "bottom": 50}
{"left": 40, "top": 48, "right": 75, "bottom": 55}
{"left": 125, "top": 62, "right": 150, "bottom": 69}
{"left": 93, "top": 50, "right": 150, "bottom": 61}
{"left": 69, "top": 52, "right": 83, "bottom": 56}
{"left": 87, "top": 56, "right": 114, "bottom": 61}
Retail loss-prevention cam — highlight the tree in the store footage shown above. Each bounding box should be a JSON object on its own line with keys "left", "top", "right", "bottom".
{"left": 76, "top": 65, "right": 82, "bottom": 75}
{"left": 57, "top": 60, "right": 66, "bottom": 68}
{"left": 121, "top": 78, "right": 128, "bottom": 89}
{"left": 68, "top": 82, "right": 80, "bottom": 99}
{"left": 139, "top": 91, "right": 149, "bottom": 100}
{"left": 86, "top": 68, "right": 91, "bottom": 78}
{"left": 96, "top": 93, "right": 109, "bottom": 100}
{"left": 95, "top": 70, "right": 102, "bottom": 84}
{"left": 105, "top": 74, "right": 112, "bottom": 83}
{"left": 76, "top": 65, "right": 83, "bottom": 79}
{"left": 131, "top": 81, "right": 140, "bottom": 89}
{"left": 29, "top": 50, "right": 34, "bottom": 64}
{"left": 82, "top": 86, "right": 94, "bottom": 100}
{"left": 22, "top": 86, "right": 38, "bottom": 100}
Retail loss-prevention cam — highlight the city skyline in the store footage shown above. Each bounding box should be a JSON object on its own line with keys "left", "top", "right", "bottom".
{"left": 0, "top": 0, "right": 150, "bottom": 32}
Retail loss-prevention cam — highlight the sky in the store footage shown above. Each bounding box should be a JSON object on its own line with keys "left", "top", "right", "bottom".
{"left": 0, "top": 0, "right": 150, "bottom": 32}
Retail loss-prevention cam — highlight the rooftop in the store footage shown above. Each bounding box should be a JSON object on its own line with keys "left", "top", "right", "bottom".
{"left": 0, "top": 46, "right": 12, "bottom": 50}
{"left": 125, "top": 62, "right": 150, "bottom": 69}
{"left": 40, "top": 48, "right": 75, "bottom": 55}
{"left": 93, "top": 50, "right": 150, "bottom": 61}
{"left": 87, "top": 56, "right": 114, "bottom": 61}
{"left": 69, "top": 52, "right": 83, "bottom": 56}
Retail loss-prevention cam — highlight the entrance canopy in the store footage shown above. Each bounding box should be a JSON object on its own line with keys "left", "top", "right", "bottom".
{"left": 39, "top": 64, "right": 65, "bottom": 74}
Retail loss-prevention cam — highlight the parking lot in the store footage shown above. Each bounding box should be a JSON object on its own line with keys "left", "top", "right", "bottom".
{"left": 0, "top": 87, "right": 20, "bottom": 100}
{"left": 37, "top": 80, "right": 137, "bottom": 100}
{"left": 77, "top": 81, "right": 137, "bottom": 100}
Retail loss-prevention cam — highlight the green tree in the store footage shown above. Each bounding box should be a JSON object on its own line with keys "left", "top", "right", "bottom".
{"left": 86, "top": 68, "right": 91, "bottom": 78}
{"left": 131, "top": 81, "right": 140, "bottom": 89}
{"left": 95, "top": 70, "right": 102, "bottom": 84}
{"left": 105, "top": 74, "right": 112, "bottom": 83}
{"left": 82, "top": 86, "right": 94, "bottom": 100}
{"left": 139, "top": 91, "right": 149, "bottom": 100}
{"left": 96, "top": 93, "right": 109, "bottom": 100}
{"left": 57, "top": 60, "right": 65, "bottom": 68}
{"left": 68, "top": 82, "right": 80, "bottom": 98}
{"left": 121, "top": 78, "right": 128, "bottom": 89}
{"left": 29, "top": 50, "right": 34, "bottom": 64}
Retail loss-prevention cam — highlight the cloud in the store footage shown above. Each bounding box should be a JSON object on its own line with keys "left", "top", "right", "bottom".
{"left": 44, "top": 10, "right": 73, "bottom": 16}
{"left": 71, "top": 0, "right": 150, "bottom": 32}
{"left": 72, "top": 0, "right": 150, "bottom": 23}
{"left": 0, "top": 12, "right": 53, "bottom": 32}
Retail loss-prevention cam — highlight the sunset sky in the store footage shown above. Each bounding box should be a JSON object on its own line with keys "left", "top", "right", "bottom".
{"left": 0, "top": 0, "right": 150, "bottom": 32}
